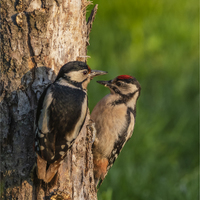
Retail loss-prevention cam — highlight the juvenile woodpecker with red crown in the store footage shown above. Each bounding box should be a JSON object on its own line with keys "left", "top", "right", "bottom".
{"left": 91, "top": 75, "right": 141, "bottom": 188}
{"left": 34, "top": 61, "right": 107, "bottom": 183}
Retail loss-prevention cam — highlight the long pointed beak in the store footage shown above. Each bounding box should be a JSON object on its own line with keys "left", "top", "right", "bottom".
{"left": 89, "top": 70, "right": 107, "bottom": 79}
{"left": 96, "top": 80, "right": 112, "bottom": 87}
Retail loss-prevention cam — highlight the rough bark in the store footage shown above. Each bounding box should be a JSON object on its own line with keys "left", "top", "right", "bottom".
{"left": 0, "top": 0, "right": 98, "bottom": 199}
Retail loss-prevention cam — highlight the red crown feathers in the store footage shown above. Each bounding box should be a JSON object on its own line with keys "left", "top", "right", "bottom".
{"left": 117, "top": 75, "right": 133, "bottom": 80}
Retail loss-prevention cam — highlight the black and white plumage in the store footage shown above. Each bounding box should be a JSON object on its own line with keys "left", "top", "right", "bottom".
{"left": 91, "top": 75, "right": 141, "bottom": 188}
{"left": 34, "top": 61, "right": 107, "bottom": 183}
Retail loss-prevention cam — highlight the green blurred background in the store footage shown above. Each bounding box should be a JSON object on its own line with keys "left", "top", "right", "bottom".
{"left": 86, "top": 0, "right": 199, "bottom": 200}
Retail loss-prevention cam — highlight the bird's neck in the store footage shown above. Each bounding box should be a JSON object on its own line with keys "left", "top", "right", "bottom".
{"left": 111, "top": 90, "right": 140, "bottom": 110}
{"left": 56, "top": 78, "right": 84, "bottom": 91}
{"left": 126, "top": 91, "right": 140, "bottom": 110}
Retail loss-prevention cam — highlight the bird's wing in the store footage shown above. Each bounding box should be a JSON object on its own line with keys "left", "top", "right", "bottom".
{"left": 107, "top": 108, "right": 132, "bottom": 171}
{"left": 35, "top": 84, "right": 56, "bottom": 162}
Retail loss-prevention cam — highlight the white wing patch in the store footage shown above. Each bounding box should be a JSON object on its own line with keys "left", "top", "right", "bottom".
{"left": 38, "top": 87, "right": 53, "bottom": 134}
{"left": 66, "top": 70, "right": 86, "bottom": 82}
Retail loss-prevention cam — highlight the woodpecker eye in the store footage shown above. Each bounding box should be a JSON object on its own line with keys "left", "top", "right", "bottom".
{"left": 83, "top": 70, "right": 88, "bottom": 75}
{"left": 116, "top": 82, "right": 122, "bottom": 87}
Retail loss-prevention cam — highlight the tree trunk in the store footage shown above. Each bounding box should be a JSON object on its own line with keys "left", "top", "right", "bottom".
{"left": 0, "top": 0, "right": 98, "bottom": 199}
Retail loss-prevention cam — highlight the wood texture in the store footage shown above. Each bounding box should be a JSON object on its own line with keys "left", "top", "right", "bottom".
{"left": 0, "top": 0, "right": 98, "bottom": 199}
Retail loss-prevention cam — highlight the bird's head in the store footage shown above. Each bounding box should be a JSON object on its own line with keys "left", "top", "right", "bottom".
{"left": 97, "top": 75, "right": 141, "bottom": 102}
{"left": 55, "top": 61, "right": 107, "bottom": 90}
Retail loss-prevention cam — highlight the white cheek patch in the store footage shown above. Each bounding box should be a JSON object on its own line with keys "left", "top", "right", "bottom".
{"left": 66, "top": 70, "right": 86, "bottom": 82}
{"left": 130, "top": 84, "right": 138, "bottom": 93}
{"left": 121, "top": 84, "right": 138, "bottom": 95}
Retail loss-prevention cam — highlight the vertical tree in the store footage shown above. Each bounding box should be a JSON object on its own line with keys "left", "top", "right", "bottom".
{"left": 0, "top": 0, "right": 98, "bottom": 199}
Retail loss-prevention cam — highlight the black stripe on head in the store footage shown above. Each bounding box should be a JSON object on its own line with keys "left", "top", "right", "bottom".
{"left": 55, "top": 61, "right": 89, "bottom": 81}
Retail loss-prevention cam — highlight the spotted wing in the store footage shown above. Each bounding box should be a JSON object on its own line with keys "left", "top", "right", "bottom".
{"left": 35, "top": 84, "right": 56, "bottom": 162}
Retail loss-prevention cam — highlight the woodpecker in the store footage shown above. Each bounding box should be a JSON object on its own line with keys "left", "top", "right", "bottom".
{"left": 91, "top": 75, "right": 141, "bottom": 188}
{"left": 34, "top": 61, "right": 107, "bottom": 183}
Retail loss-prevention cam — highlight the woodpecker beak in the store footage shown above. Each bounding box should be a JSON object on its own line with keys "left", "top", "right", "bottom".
{"left": 89, "top": 70, "right": 107, "bottom": 80}
{"left": 96, "top": 80, "right": 112, "bottom": 87}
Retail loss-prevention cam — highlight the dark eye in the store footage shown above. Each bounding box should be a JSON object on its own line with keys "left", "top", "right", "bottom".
{"left": 83, "top": 70, "right": 88, "bottom": 75}
{"left": 116, "top": 82, "right": 122, "bottom": 87}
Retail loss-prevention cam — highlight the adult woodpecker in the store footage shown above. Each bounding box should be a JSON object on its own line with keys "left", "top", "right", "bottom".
{"left": 34, "top": 61, "right": 107, "bottom": 183}
{"left": 91, "top": 75, "right": 141, "bottom": 188}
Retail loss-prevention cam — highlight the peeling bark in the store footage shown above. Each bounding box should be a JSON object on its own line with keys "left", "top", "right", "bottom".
{"left": 0, "top": 0, "right": 98, "bottom": 199}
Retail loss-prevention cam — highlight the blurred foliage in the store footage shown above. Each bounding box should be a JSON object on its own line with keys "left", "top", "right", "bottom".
{"left": 86, "top": 0, "right": 199, "bottom": 200}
